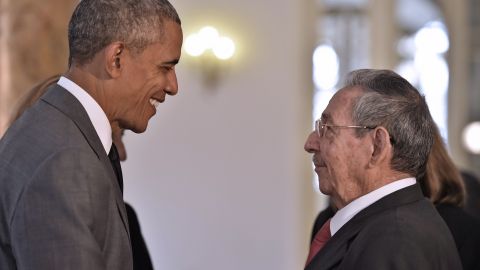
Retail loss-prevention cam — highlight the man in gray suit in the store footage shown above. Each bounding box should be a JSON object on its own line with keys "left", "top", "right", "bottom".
{"left": 0, "top": 1, "right": 182, "bottom": 269}
{"left": 304, "top": 69, "right": 462, "bottom": 269}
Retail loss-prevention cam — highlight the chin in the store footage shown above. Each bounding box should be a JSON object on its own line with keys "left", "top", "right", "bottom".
{"left": 318, "top": 179, "right": 333, "bottom": 195}
{"left": 121, "top": 120, "right": 148, "bottom": 134}
{"left": 131, "top": 125, "right": 147, "bottom": 134}
{"left": 318, "top": 186, "right": 330, "bottom": 195}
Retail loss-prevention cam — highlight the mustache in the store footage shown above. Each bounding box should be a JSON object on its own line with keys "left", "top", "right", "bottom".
{"left": 312, "top": 155, "right": 325, "bottom": 167}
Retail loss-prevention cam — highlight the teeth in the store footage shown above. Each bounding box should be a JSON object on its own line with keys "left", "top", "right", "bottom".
{"left": 149, "top": 98, "right": 160, "bottom": 108}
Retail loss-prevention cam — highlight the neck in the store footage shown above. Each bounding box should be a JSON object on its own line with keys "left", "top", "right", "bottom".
{"left": 333, "top": 170, "right": 413, "bottom": 209}
{"left": 360, "top": 168, "right": 413, "bottom": 197}
{"left": 64, "top": 65, "right": 113, "bottom": 124}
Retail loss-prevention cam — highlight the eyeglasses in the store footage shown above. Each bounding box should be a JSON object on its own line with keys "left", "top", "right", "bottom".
{"left": 315, "top": 119, "right": 376, "bottom": 138}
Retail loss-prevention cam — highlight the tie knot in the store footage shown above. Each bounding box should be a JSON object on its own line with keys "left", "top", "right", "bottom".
{"left": 314, "top": 218, "right": 331, "bottom": 243}
{"left": 305, "top": 218, "right": 332, "bottom": 266}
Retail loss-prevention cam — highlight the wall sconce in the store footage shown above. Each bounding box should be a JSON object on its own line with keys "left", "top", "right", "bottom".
{"left": 463, "top": 121, "right": 480, "bottom": 154}
{"left": 184, "top": 26, "right": 236, "bottom": 87}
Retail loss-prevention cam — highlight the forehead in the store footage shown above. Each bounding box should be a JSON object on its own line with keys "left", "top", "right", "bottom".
{"left": 162, "top": 21, "right": 183, "bottom": 47}
{"left": 138, "top": 21, "right": 183, "bottom": 61}
{"left": 322, "top": 86, "right": 364, "bottom": 123}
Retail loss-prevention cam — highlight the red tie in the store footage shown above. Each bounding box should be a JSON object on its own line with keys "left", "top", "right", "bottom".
{"left": 305, "top": 218, "right": 331, "bottom": 266}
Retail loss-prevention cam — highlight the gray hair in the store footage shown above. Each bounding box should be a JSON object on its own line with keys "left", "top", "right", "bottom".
{"left": 345, "top": 69, "right": 435, "bottom": 178}
{"left": 68, "top": 0, "right": 181, "bottom": 66}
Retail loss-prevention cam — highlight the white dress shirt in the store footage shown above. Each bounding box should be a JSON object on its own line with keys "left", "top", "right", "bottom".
{"left": 330, "top": 177, "right": 417, "bottom": 236}
{"left": 57, "top": 76, "right": 112, "bottom": 154}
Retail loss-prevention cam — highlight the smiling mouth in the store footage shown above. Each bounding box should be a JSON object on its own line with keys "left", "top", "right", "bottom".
{"left": 149, "top": 98, "right": 161, "bottom": 109}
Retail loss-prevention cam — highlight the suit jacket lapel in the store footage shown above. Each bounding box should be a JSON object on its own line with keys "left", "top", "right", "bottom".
{"left": 41, "top": 84, "right": 130, "bottom": 237}
{"left": 306, "top": 184, "right": 425, "bottom": 270}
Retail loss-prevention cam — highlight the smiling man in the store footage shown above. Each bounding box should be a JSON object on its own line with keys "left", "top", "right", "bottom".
{"left": 0, "top": 1, "right": 182, "bottom": 269}
{"left": 304, "top": 69, "right": 462, "bottom": 270}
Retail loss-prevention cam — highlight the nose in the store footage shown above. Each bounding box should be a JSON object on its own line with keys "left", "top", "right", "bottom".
{"left": 304, "top": 131, "right": 319, "bottom": 153}
{"left": 165, "top": 69, "right": 179, "bottom": 96}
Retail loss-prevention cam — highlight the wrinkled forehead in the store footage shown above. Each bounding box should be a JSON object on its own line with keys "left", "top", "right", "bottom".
{"left": 322, "top": 86, "right": 364, "bottom": 124}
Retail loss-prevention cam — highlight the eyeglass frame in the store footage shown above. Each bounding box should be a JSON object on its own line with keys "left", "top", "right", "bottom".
{"left": 314, "top": 119, "right": 376, "bottom": 138}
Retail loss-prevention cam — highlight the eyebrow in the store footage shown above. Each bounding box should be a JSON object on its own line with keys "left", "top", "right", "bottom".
{"left": 321, "top": 113, "right": 332, "bottom": 123}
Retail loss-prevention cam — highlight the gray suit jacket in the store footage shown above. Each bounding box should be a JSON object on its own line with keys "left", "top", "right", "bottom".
{"left": 0, "top": 85, "right": 133, "bottom": 270}
{"left": 306, "top": 184, "right": 462, "bottom": 270}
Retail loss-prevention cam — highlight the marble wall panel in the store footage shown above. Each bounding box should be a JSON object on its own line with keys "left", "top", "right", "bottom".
{"left": 0, "top": 0, "right": 76, "bottom": 135}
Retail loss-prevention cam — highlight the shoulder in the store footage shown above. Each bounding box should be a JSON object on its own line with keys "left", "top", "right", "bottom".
{"left": 358, "top": 201, "right": 446, "bottom": 243}
{"left": 362, "top": 199, "right": 454, "bottom": 244}
{"left": 341, "top": 200, "right": 461, "bottom": 269}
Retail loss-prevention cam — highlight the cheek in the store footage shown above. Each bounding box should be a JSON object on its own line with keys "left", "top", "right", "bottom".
{"left": 323, "top": 143, "right": 352, "bottom": 181}
{"left": 323, "top": 141, "right": 344, "bottom": 166}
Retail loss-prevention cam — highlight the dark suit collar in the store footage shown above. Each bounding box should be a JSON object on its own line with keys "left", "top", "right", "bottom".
{"left": 346, "top": 182, "right": 424, "bottom": 222}
{"left": 41, "top": 84, "right": 105, "bottom": 159}
{"left": 41, "top": 84, "right": 130, "bottom": 238}
{"left": 305, "top": 184, "right": 424, "bottom": 270}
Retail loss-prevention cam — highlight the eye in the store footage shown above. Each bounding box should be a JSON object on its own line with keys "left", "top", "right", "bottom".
{"left": 322, "top": 125, "right": 330, "bottom": 137}
{"left": 324, "top": 124, "right": 337, "bottom": 138}
{"left": 158, "top": 65, "right": 174, "bottom": 73}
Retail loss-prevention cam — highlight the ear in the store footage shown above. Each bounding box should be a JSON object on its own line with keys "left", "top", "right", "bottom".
{"left": 104, "top": 42, "right": 125, "bottom": 78}
{"left": 369, "top": 127, "right": 392, "bottom": 167}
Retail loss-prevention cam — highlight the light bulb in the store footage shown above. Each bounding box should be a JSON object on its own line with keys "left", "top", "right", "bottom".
{"left": 198, "top": 26, "right": 220, "bottom": 50}
{"left": 184, "top": 33, "right": 205, "bottom": 57}
{"left": 462, "top": 122, "right": 480, "bottom": 154}
{"left": 213, "top": 37, "right": 235, "bottom": 60}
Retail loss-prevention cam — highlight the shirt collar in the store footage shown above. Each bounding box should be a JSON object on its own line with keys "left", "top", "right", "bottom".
{"left": 330, "top": 177, "right": 417, "bottom": 236}
{"left": 57, "top": 76, "right": 112, "bottom": 154}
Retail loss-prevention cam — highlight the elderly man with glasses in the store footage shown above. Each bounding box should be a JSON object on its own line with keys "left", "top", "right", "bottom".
{"left": 303, "top": 69, "right": 462, "bottom": 270}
